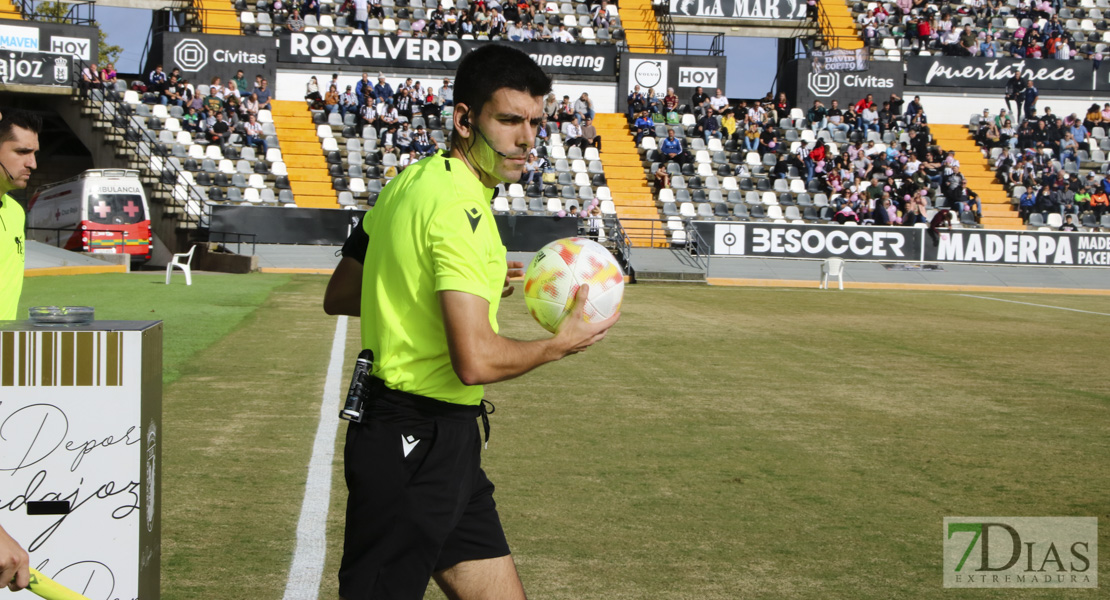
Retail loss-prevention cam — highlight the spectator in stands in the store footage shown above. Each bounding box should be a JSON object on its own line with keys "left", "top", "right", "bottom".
{"left": 377, "top": 101, "right": 399, "bottom": 132}
{"left": 806, "top": 100, "right": 827, "bottom": 132}
{"left": 1059, "top": 214, "right": 1078, "bottom": 231}
{"left": 100, "top": 64, "right": 117, "bottom": 89}
{"left": 1089, "top": 186, "right": 1109, "bottom": 219}
{"left": 805, "top": 140, "right": 827, "bottom": 184}
{"left": 696, "top": 108, "right": 722, "bottom": 142}
{"left": 181, "top": 106, "right": 200, "bottom": 134}
{"left": 1004, "top": 73, "right": 1025, "bottom": 120}
{"left": 359, "top": 101, "right": 376, "bottom": 129}
{"left": 716, "top": 108, "right": 735, "bottom": 139}
{"left": 395, "top": 88, "right": 414, "bottom": 122}
{"left": 1023, "top": 80, "right": 1039, "bottom": 121}
{"left": 632, "top": 110, "right": 654, "bottom": 144}
{"left": 396, "top": 122, "right": 414, "bottom": 153}
{"left": 323, "top": 84, "right": 341, "bottom": 116}
{"left": 79, "top": 63, "right": 101, "bottom": 98}
{"left": 522, "top": 153, "right": 543, "bottom": 185}
{"left": 355, "top": 73, "right": 373, "bottom": 103}
{"left": 254, "top": 79, "right": 272, "bottom": 110}
{"left": 826, "top": 100, "right": 849, "bottom": 133}
{"left": 306, "top": 76, "right": 323, "bottom": 108}
{"left": 574, "top": 93, "right": 594, "bottom": 122}
{"left": 853, "top": 94, "right": 874, "bottom": 116}
{"left": 659, "top": 129, "right": 690, "bottom": 165}
{"left": 411, "top": 125, "right": 435, "bottom": 156}
{"left": 338, "top": 85, "right": 358, "bottom": 118}
{"left": 1018, "top": 186, "right": 1038, "bottom": 223}
{"left": 627, "top": 85, "right": 646, "bottom": 119}
{"left": 239, "top": 93, "right": 259, "bottom": 120}
{"left": 710, "top": 89, "right": 730, "bottom": 114}
{"left": 562, "top": 116, "right": 588, "bottom": 151}
{"left": 690, "top": 86, "right": 710, "bottom": 117}
{"left": 148, "top": 64, "right": 166, "bottom": 89}
{"left": 904, "top": 95, "right": 923, "bottom": 122}
{"left": 373, "top": 75, "right": 394, "bottom": 105}
{"left": 554, "top": 96, "right": 575, "bottom": 123}
{"left": 581, "top": 117, "right": 601, "bottom": 150}
{"left": 663, "top": 88, "right": 679, "bottom": 114}
{"left": 859, "top": 102, "right": 880, "bottom": 134}
{"left": 206, "top": 110, "right": 232, "bottom": 145}
{"left": 244, "top": 113, "right": 267, "bottom": 154}
{"left": 542, "top": 93, "right": 559, "bottom": 121}
{"left": 652, "top": 163, "right": 670, "bottom": 192}
{"left": 202, "top": 87, "right": 224, "bottom": 116}
{"left": 161, "top": 75, "right": 185, "bottom": 107}
{"left": 552, "top": 24, "right": 573, "bottom": 42}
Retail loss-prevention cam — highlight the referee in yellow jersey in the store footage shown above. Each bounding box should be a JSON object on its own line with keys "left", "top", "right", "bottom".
{"left": 0, "top": 109, "right": 41, "bottom": 321}
{"left": 324, "top": 45, "right": 619, "bottom": 599}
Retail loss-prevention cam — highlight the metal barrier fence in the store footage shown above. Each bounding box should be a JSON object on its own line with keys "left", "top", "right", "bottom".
{"left": 13, "top": 0, "right": 95, "bottom": 25}
{"left": 75, "top": 58, "right": 207, "bottom": 232}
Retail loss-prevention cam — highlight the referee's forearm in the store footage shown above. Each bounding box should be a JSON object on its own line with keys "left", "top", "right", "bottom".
{"left": 451, "top": 335, "right": 565, "bottom": 386}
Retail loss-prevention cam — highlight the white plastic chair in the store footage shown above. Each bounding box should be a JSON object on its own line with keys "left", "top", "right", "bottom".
{"left": 820, "top": 258, "right": 844, "bottom": 290}
{"left": 165, "top": 245, "right": 196, "bottom": 285}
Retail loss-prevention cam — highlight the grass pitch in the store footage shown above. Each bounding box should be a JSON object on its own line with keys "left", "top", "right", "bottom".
{"left": 17, "top": 273, "right": 1110, "bottom": 599}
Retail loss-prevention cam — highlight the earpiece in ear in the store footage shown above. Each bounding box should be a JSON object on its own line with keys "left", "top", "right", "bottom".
{"left": 461, "top": 116, "right": 470, "bottom": 127}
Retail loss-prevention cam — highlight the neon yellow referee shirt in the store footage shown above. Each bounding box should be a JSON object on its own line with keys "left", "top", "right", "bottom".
{"left": 360, "top": 152, "right": 506, "bottom": 406}
{"left": 0, "top": 194, "right": 25, "bottom": 320}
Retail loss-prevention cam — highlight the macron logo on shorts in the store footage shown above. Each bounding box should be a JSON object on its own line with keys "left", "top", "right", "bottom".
{"left": 401, "top": 434, "right": 420, "bottom": 457}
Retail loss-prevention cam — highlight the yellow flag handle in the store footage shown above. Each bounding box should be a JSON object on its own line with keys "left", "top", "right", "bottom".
{"left": 26, "top": 568, "right": 90, "bottom": 600}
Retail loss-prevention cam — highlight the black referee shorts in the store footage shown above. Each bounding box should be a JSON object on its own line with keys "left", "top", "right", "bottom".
{"left": 338, "top": 385, "right": 511, "bottom": 600}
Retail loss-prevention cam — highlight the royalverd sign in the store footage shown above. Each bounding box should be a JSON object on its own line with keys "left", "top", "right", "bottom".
{"left": 277, "top": 36, "right": 616, "bottom": 77}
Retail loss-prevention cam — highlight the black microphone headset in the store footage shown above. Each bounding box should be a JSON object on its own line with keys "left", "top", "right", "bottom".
{"left": 460, "top": 112, "right": 514, "bottom": 159}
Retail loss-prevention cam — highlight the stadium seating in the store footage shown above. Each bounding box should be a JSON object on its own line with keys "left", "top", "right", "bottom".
{"left": 235, "top": 0, "right": 624, "bottom": 44}
{"left": 635, "top": 102, "right": 995, "bottom": 235}
{"left": 851, "top": 0, "right": 1110, "bottom": 62}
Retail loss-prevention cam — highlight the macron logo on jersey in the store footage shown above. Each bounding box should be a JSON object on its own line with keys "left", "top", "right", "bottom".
{"left": 401, "top": 434, "right": 420, "bottom": 457}
{"left": 466, "top": 207, "right": 481, "bottom": 232}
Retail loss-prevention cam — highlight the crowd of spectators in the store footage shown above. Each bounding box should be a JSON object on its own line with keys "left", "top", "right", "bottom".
{"left": 977, "top": 98, "right": 1110, "bottom": 225}
{"left": 632, "top": 86, "right": 979, "bottom": 226}
{"left": 857, "top": 0, "right": 1109, "bottom": 61}
{"left": 252, "top": 0, "right": 622, "bottom": 42}
{"left": 311, "top": 72, "right": 453, "bottom": 164}
{"left": 122, "top": 65, "right": 277, "bottom": 154}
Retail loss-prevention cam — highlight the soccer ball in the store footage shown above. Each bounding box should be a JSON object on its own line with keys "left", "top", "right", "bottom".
{"left": 523, "top": 237, "right": 624, "bottom": 333}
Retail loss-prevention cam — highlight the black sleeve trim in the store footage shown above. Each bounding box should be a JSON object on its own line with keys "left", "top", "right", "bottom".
{"left": 341, "top": 212, "right": 370, "bottom": 264}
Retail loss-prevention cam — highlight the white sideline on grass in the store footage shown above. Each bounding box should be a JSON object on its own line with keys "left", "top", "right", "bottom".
{"left": 958, "top": 294, "right": 1110, "bottom": 317}
{"left": 282, "top": 316, "right": 347, "bottom": 600}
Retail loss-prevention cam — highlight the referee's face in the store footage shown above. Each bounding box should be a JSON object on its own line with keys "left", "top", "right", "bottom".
{"left": 469, "top": 88, "right": 544, "bottom": 187}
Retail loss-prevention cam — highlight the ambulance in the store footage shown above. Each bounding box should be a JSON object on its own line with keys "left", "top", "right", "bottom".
{"left": 28, "top": 169, "right": 152, "bottom": 263}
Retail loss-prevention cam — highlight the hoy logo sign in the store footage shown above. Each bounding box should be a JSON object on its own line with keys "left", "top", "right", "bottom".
{"left": 49, "top": 36, "right": 90, "bottom": 60}
{"left": 678, "top": 66, "right": 716, "bottom": 87}
{"left": 944, "top": 517, "right": 1097, "bottom": 588}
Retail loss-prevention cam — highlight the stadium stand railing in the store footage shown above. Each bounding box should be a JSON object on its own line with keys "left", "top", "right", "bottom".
{"left": 80, "top": 86, "right": 208, "bottom": 230}
{"left": 9, "top": 0, "right": 96, "bottom": 23}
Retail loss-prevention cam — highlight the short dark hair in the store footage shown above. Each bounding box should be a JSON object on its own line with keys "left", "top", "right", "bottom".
{"left": 453, "top": 44, "right": 551, "bottom": 118}
{"left": 0, "top": 109, "right": 42, "bottom": 144}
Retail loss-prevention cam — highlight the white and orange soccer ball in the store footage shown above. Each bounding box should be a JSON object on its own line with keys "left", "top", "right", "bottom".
{"left": 523, "top": 237, "right": 625, "bottom": 333}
